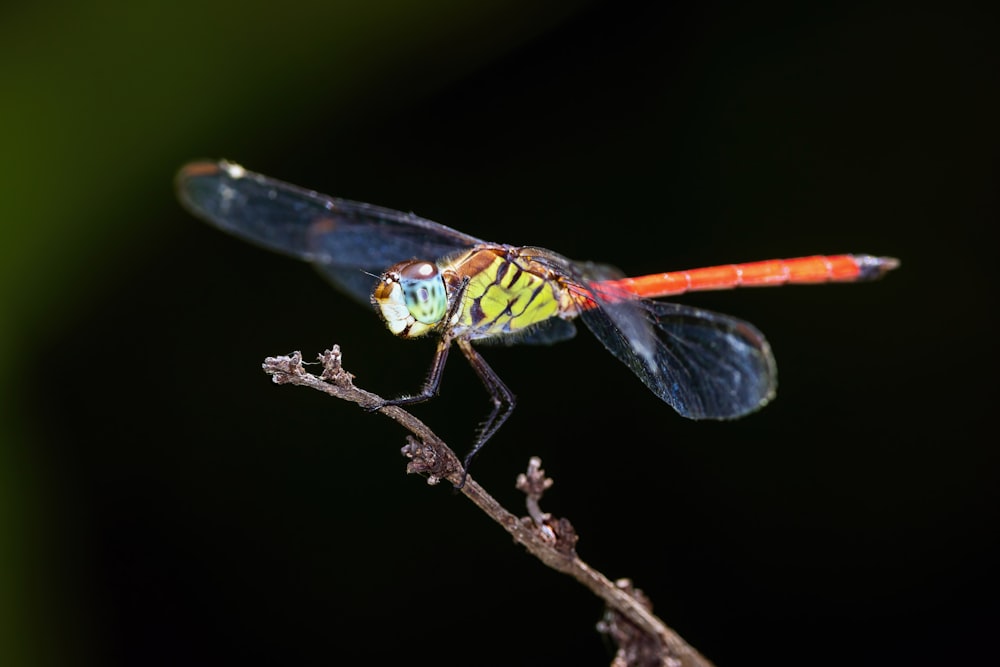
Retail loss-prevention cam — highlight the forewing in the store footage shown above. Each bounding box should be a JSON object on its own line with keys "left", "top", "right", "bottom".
{"left": 176, "top": 160, "right": 486, "bottom": 303}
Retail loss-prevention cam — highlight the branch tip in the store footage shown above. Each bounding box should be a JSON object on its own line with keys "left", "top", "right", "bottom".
{"left": 319, "top": 345, "right": 355, "bottom": 385}
{"left": 516, "top": 456, "right": 554, "bottom": 499}
{"left": 516, "top": 458, "right": 578, "bottom": 554}
{"left": 262, "top": 351, "right": 305, "bottom": 383}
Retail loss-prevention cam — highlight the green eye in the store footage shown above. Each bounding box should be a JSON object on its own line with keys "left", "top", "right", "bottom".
{"left": 399, "top": 261, "right": 448, "bottom": 325}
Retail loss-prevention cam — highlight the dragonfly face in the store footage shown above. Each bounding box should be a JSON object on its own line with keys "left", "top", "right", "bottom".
{"left": 372, "top": 260, "right": 450, "bottom": 338}
{"left": 176, "top": 159, "right": 898, "bottom": 486}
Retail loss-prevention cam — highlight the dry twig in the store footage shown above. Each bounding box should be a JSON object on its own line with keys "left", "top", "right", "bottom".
{"left": 262, "top": 347, "right": 715, "bottom": 667}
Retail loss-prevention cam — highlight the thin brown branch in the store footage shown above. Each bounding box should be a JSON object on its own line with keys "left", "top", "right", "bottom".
{"left": 262, "top": 347, "right": 716, "bottom": 667}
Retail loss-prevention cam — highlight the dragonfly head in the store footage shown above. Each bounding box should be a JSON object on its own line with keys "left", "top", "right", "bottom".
{"left": 371, "top": 260, "right": 449, "bottom": 338}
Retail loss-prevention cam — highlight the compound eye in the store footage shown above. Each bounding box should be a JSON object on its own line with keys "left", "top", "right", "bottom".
{"left": 399, "top": 261, "right": 438, "bottom": 281}
{"left": 398, "top": 261, "right": 448, "bottom": 325}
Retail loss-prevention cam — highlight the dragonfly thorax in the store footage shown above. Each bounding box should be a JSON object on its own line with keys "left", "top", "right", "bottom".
{"left": 371, "top": 260, "right": 449, "bottom": 338}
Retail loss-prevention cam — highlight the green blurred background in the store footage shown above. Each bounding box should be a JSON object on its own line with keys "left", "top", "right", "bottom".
{"left": 2, "top": 1, "right": 996, "bottom": 665}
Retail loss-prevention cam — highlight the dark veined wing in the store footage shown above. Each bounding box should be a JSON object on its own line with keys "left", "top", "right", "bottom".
{"left": 175, "top": 160, "right": 487, "bottom": 304}
{"left": 523, "top": 247, "right": 776, "bottom": 419}
{"left": 581, "top": 299, "right": 776, "bottom": 419}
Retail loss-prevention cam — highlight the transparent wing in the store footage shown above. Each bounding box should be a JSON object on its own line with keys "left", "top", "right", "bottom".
{"left": 522, "top": 247, "right": 776, "bottom": 419}
{"left": 580, "top": 299, "right": 776, "bottom": 419}
{"left": 176, "top": 160, "right": 487, "bottom": 303}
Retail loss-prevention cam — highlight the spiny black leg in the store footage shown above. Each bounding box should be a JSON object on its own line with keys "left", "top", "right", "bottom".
{"left": 373, "top": 336, "right": 451, "bottom": 408}
{"left": 455, "top": 338, "right": 516, "bottom": 489}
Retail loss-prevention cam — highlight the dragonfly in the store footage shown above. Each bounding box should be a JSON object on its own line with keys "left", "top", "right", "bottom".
{"left": 177, "top": 160, "right": 898, "bottom": 485}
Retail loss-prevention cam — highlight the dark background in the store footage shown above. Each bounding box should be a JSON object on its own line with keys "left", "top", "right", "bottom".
{"left": 2, "top": 1, "right": 996, "bottom": 665}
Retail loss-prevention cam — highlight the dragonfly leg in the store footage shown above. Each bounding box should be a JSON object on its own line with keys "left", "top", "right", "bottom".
{"left": 371, "top": 275, "right": 469, "bottom": 410}
{"left": 455, "top": 338, "right": 516, "bottom": 488}
{"left": 372, "top": 336, "right": 452, "bottom": 408}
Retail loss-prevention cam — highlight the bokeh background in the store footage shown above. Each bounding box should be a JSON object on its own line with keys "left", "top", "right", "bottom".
{"left": 2, "top": 1, "right": 996, "bottom": 665}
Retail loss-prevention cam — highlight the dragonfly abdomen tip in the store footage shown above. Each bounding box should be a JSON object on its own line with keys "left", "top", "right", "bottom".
{"left": 854, "top": 255, "right": 900, "bottom": 280}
